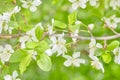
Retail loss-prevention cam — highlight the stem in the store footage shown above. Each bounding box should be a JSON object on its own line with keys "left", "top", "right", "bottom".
{"left": 52, "top": 33, "right": 120, "bottom": 41}
{"left": 0, "top": 32, "right": 120, "bottom": 41}
{"left": 0, "top": 34, "right": 26, "bottom": 39}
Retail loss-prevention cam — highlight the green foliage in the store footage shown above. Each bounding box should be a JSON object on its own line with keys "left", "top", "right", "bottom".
{"left": 37, "top": 53, "right": 52, "bottom": 71}
{"left": 68, "top": 11, "right": 77, "bottom": 25}
{"left": 35, "top": 40, "right": 49, "bottom": 54}
{"left": 53, "top": 20, "right": 67, "bottom": 29}
{"left": 35, "top": 26, "right": 44, "bottom": 40}
{"left": 19, "top": 54, "right": 32, "bottom": 74}
{"left": 107, "top": 40, "right": 120, "bottom": 50}
{"left": 102, "top": 51, "right": 112, "bottom": 63}
{"left": 0, "top": 0, "right": 120, "bottom": 80}
{"left": 26, "top": 41, "right": 38, "bottom": 49}
{"left": 10, "top": 50, "right": 28, "bottom": 63}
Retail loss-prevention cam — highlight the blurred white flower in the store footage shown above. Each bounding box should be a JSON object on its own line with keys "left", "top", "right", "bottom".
{"left": 0, "top": 12, "right": 12, "bottom": 34}
{"left": 19, "top": 29, "right": 38, "bottom": 49}
{"left": 110, "top": 0, "right": 120, "bottom": 10}
{"left": 0, "top": 44, "right": 14, "bottom": 64}
{"left": 91, "top": 59, "right": 104, "bottom": 73}
{"left": 20, "top": 0, "right": 42, "bottom": 12}
{"left": 89, "top": 0, "right": 99, "bottom": 6}
{"left": 103, "top": 15, "right": 120, "bottom": 29}
{"left": 0, "top": 6, "right": 20, "bottom": 34}
{"left": 113, "top": 47, "right": 120, "bottom": 64}
{"left": 75, "top": 20, "right": 82, "bottom": 25}
{"left": 48, "top": 33, "right": 67, "bottom": 56}
{"left": 63, "top": 52, "right": 85, "bottom": 67}
{"left": 71, "top": 29, "right": 78, "bottom": 42}
{"left": 45, "top": 48, "right": 52, "bottom": 56}
{"left": 4, "top": 70, "right": 21, "bottom": 80}
{"left": 69, "top": 0, "right": 88, "bottom": 10}
{"left": 89, "top": 39, "right": 102, "bottom": 59}
{"left": 27, "top": 50, "right": 37, "bottom": 60}
{"left": 19, "top": 23, "right": 42, "bottom": 48}
{"left": 48, "top": 19, "right": 54, "bottom": 35}
{"left": 88, "top": 24, "right": 94, "bottom": 30}
{"left": 12, "top": 6, "right": 21, "bottom": 14}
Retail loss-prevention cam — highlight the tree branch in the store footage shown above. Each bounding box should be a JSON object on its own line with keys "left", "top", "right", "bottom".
{"left": 52, "top": 34, "right": 120, "bottom": 40}
{"left": 0, "top": 34, "right": 25, "bottom": 39}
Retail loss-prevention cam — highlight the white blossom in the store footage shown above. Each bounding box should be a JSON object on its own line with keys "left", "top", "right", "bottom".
{"left": 75, "top": 20, "right": 82, "bottom": 25}
{"left": 4, "top": 70, "right": 21, "bottom": 80}
{"left": 113, "top": 47, "right": 120, "bottom": 64}
{"left": 19, "top": 23, "right": 42, "bottom": 48}
{"left": 0, "top": 44, "right": 14, "bottom": 64}
{"left": 88, "top": 24, "right": 94, "bottom": 30}
{"left": 71, "top": 29, "right": 78, "bottom": 42}
{"left": 69, "top": 0, "right": 88, "bottom": 10}
{"left": 63, "top": 52, "right": 85, "bottom": 67}
{"left": 89, "top": 39, "right": 104, "bottom": 72}
{"left": 45, "top": 48, "right": 52, "bottom": 56}
{"left": 91, "top": 59, "right": 104, "bottom": 73}
{"left": 47, "top": 19, "right": 54, "bottom": 35}
{"left": 0, "top": 6, "right": 20, "bottom": 34}
{"left": 89, "top": 39, "right": 102, "bottom": 59}
{"left": 20, "top": 0, "right": 42, "bottom": 12}
{"left": 89, "top": 0, "right": 99, "bottom": 6}
{"left": 12, "top": 6, "right": 21, "bottom": 14}
{"left": 103, "top": 15, "right": 120, "bottom": 29}
{"left": 27, "top": 50, "right": 37, "bottom": 60}
{"left": 110, "top": 0, "right": 120, "bottom": 10}
{"left": 47, "top": 33, "right": 67, "bottom": 56}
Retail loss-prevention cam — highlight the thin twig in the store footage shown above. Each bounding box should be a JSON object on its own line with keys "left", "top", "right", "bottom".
{"left": 52, "top": 34, "right": 120, "bottom": 40}
{"left": 0, "top": 34, "right": 26, "bottom": 39}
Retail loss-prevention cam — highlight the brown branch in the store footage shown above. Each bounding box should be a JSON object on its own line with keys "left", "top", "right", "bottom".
{"left": 0, "top": 32, "right": 120, "bottom": 41}
{"left": 0, "top": 34, "right": 26, "bottom": 39}
{"left": 52, "top": 34, "right": 120, "bottom": 40}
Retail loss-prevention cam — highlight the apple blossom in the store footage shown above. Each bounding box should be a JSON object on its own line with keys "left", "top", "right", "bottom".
{"left": 103, "top": 15, "right": 120, "bottom": 29}
{"left": 63, "top": 52, "right": 85, "bottom": 67}
{"left": 113, "top": 47, "right": 120, "bottom": 64}
{"left": 20, "top": 0, "right": 42, "bottom": 12}
{"left": 110, "top": 0, "right": 120, "bottom": 10}
{"left": 69, "top": 0, "right": 88, "bottom": 10}
{"left": 91, "top": 59, "right": 104, "bottom": 73}
{"left": 0, "top": 44, "right": 14, "bottom": 64}
{"left": 4, "top": 70, "right": 21, "bottom": 80}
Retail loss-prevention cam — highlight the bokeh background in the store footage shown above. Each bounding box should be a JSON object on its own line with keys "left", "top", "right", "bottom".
{"left": 0, "top": 0, "right": 120, "bottom": 80}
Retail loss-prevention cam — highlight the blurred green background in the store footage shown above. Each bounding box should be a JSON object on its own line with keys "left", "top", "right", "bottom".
{"left": 0, "top": 0, "right": 120, "bottom": 80}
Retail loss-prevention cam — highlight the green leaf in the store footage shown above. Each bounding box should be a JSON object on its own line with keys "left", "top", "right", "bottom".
{"left": 69, "top": 24, "right": 80, "bottom": 32}
{"left": 26, "top": 41, "right": 38, "bottom": 49}
{"left": 37, "top": 53, "right": 52, "bottom": 71}
{"left": 10, "top": 50, "right": 28, "bottom": 63}
{"left": 107, "top": 40, "right": 119, "bottom": 50}
{"left": 94, "top": 49, "right": 103, "bottom": 56}
{"left": 102, "top": 51, "right": 112, "bottom": 63}
{"left": 35, "top": 41, "right": 49, "bottom": 54}
{"left": 8, "top": 21, "right": 18, "bottom": 28}
{"left": 53, "top": 20, "right": 67, "bottom": 29}
{"left": 19, "top": 54, "right": 32, "bottom": 74}
{"left": 68, "top": 11, "right": 77, "bottom": 25}
{"left": 35, "top": 26, "right": 44, "bottom": 40}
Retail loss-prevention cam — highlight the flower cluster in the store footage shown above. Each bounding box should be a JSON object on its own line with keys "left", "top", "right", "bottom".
{"left": 20, "top": 0, "right": 42, "bottom": 12}
{"left": 68, "top": 0, "right": 99, "bottom": 10}
{"left": 110, "top": 0, "right": 120, "bottom": 10}
{"left": 19, "top": 22, "right": 43, "bottom": 48}
{"left": 63, "top": 52, "right": 85, "bottom": 67}
{"left": 89, "top": 39, "right": 104, "bottom": 73}
{"left": 4, "top": 70, "right": 21, "bottom": 80}
{"left": 0, "top": 6, "right": 21, "bottom": 34}
{"left": 0, "top": 44, "right": 14, "bottom": 64}
{"left": 103, "top": 15, "right": 120, "bottom": 29}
